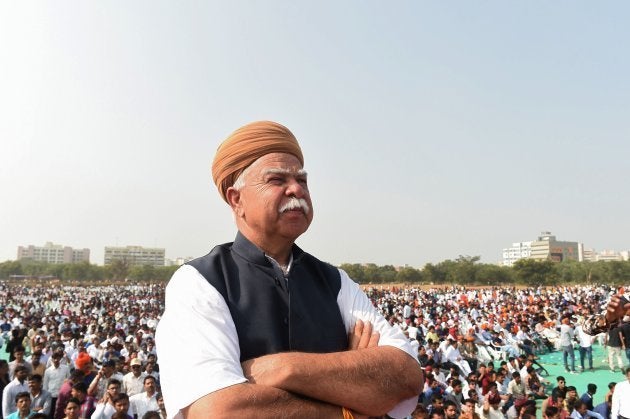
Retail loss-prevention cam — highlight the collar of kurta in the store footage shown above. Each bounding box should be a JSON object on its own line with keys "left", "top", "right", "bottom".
{"left": 232, "top": 231, "right": 305, "bottom": 268}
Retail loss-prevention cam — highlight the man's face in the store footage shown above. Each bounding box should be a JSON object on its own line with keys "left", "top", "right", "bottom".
{"left": 28, "top": 378, "right": 42, "bottom": 393}
{"left": 454, "top": 384, "right": 462, "bottom": 394}
{"left": 231, "top": 153, "right": 313, "bottom": 246}
{"left": 107, "top": 383, "right": 120, "bottom": 399}
{"left": 15, "top": 351, "right": 24, "bottom": 361}
{"left": 144, "top": 378, "right": 156, "bottom": 394}
{"left": 558, "top": 380, "right": 565, "bottom": 388}
{"left": 16, "top": 369, "right": 28, "bottom": 382}
{"left": 16, "top": 396, "right": 30, "bottom": 413}
{"left": 65, "top": 402, "right": 80, "bottom": 419}
{"left": 445, "top": 405, "right": 458, "bottom": 419}
{"left": 626, "top": 370, "right": 630, "bottom": 382}
{"left": 71, "top": 389, "right": 86, "bottom": 402}
{"left": 114, "top": 399, "right": 129, "bottom": 413}
{"left": 132, "top": 364, "right": 142, "bottom": 377}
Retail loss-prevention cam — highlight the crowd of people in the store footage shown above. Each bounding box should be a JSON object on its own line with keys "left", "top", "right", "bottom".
{"left": 364, "top": 284, "right": 629, "bottom": 418}
{"left": 0, "top": 281, "right": 627, "bottom": 418}
{"left": 0, "top": 283, "right": 165, "bottom": 419}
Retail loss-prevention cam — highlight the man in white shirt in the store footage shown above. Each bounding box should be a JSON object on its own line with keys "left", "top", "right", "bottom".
{"left": 612, "top": 367, "right": 630, "bottom": 419}
{"left": 129, "top": 376, "right": 159, "bottom": 418}
{"left": 155, "top": 121, "right": 422, "bottom": 418}
{"left": 560, "top": 318, "right": 577, "bottom": 373}
{"left": 2, "top": 366, "right": 29, "bottom": 418}
{"left": 43, "top": 351, "right": 70, "bottom": 411}
{"left": 122, "top": 358, "right": 146, "bottom": 397}
{"left": 444, "top": 339, "right": 472, "bottom": 376}
{"left": 576, "top": 321, "right": 595, "bottom": 371}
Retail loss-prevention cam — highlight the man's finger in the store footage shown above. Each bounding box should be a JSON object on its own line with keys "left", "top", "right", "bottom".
{"left": 357, "top": 321, "right": 373, "bottom": 349}
{"left": 349, "top": 319, "right": 365, "bottom": 350}
{"left": 368, "top": 332, "right": 380, "bottom": 348}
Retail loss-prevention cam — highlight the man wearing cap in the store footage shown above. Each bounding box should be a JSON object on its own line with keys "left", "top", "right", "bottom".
{"left": 122, "top": 359, "right": 145, "bottom": 397}
{"left": 156, "top": 121, "right": 422, "bottom": 418}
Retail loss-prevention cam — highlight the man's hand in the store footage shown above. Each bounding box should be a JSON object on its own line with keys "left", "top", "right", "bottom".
{"left": 606, "top": 295, "right": 630, "bottom": 324}
{"left": 348, "top": 320, "right": 380, "bottom": 350}
{"left": 241, "top": 355, "right": 284, "bottom": 387}
{"left": 242, "top": 319, "right": 380, "bottom": 386}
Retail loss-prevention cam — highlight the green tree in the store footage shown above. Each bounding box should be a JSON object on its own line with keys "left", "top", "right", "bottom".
{"left": 396, "top": 266, "right": 422, "bottom": 284}
{"left": 475, "top": 264, "right": 513, "bottom": 285}
{"left": 339, "top": 264, "right": 366, "bottom": 283}
{"left": 0, "top": 260, "right": 23, "bottom": 279}
{"left": 422, "top": 263, "right": 446, "bottom": 284}
{"left": 108, "top": 259, "right": 130, "bottom": 281}
{"left": 512, "top": 259, "right": 556, "bottom": 286}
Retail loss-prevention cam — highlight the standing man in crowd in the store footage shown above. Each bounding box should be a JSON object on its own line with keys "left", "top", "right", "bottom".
{"left": 612, "top": 368, "right": 630, "bottom": 419}
{"left": 560, "top": 318, "right": 577, "bottom": 374}
{"left": 129, "top": 376, "right": 159, "bottom": 418}
{"left": 575, "top": 319, "right": 595, "bottom": 372}
{"left": 28, "top": 374, "right": 52, "bottom": 416}
{"left": 156, "top": 121, "right": 422, "bottom": 418}
{"left": 122, "top": 359, "right": 145, "bottom": 397}
{"left": 607, "top": 325, "right": 625, "bottom": 373}
{"left": 2, "top": 365, "right": 29, "bottom": 418}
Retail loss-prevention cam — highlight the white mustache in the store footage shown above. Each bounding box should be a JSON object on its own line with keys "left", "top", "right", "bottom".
{"left": 279, "top": 197, "right": 310, "bottom": 215}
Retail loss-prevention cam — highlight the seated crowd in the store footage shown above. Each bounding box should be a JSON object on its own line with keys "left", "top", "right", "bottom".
{"left": 0, "top": 281, "right": 624, "bottom": 418}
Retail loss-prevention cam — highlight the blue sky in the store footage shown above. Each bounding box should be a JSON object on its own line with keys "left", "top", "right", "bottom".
{"left": 1, "top": 2, "right": 628, "bottom": 267}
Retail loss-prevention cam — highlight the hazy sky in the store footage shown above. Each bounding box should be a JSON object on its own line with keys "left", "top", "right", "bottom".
{"left": 1, "top": 2, "right": 629, "bottom": 267}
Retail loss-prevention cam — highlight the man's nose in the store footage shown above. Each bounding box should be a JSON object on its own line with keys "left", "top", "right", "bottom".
{"left": 285, "top": 178, "right": 306, "bottom": 198}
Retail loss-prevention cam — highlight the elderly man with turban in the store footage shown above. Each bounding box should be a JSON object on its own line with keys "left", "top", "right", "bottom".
{"left": 156, "top": 121, "right": 422, "bottom": 418}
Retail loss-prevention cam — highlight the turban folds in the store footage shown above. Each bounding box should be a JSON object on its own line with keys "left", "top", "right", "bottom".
{"left": 75, "top": 352, "right": 92, "bottom": 372}
{"left": 211, "top": 121, "right": 304, "bottom": 202}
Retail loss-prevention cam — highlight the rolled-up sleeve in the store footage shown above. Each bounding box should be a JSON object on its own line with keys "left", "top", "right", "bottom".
{"left": 155, "top": 265, "right": 247, "bottom": 419}
{"left": 336, "top": 269, "right": 419, "bottom": 418}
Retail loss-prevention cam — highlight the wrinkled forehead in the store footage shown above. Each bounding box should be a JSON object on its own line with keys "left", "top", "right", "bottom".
{"left": 247, "top": 152, "right": 304, "bottom": 174}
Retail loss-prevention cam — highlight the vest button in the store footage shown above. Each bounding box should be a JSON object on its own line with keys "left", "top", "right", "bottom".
{"left": 283, "top": 317, "right": 288, "bottom": 325}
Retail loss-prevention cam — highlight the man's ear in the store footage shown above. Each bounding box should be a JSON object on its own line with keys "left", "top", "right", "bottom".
{"left": 226, "top": 187, "right": 244, "bottom": 217}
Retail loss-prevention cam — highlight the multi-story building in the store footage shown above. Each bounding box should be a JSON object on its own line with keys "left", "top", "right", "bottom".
{"left": 596, "top": 250, "right": 623, "bottom": 262}
{"left": 104, "top": 246, "right": 165, "bottom": 267}
{"left": 529, "top": 232, "right": 581, "bottom": 262}
{"left": 17, "top": 242, "right": 90, "bottom": 264}
{"left": 501, "top": 242, "right": 532, "bottom": 267}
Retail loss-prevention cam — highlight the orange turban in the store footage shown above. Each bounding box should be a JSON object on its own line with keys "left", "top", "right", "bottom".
{"left": 211, "top": 121, "right": 304, "bottom": 202}
{"left": 75, "top": 352, "right": 92, "bottom": 372}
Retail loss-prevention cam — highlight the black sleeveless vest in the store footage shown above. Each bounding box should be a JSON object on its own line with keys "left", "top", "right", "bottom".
{"left": 187, "top": 232, "right": 349, "bottom": 362}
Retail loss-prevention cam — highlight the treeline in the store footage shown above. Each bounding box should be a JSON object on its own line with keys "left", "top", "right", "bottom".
{"left": 0, "top": 259, "right": 178, "bottom": 282}
{"left": 339, "top": 256, "right": 630, "bottom": 286}
{"left": 2, "top": 256, "right": 630, "bottom": 285}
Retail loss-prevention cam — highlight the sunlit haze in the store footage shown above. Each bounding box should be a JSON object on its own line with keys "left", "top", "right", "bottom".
{"left": 1, "top": 2, "right": 629, "bottom": 267}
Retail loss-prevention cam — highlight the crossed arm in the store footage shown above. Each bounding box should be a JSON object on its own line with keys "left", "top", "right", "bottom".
{"left": 156, "top": 266, "right": 423, "bottom": 418}
{"left": 185, "top": 320, "right": 423, "bottom": 418}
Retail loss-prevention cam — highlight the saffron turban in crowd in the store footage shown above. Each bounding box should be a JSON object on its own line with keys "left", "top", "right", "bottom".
{"left": 211, "top": 120, "right": 304, "bottom": 202}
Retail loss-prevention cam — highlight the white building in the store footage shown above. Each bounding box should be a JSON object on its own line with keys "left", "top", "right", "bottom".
{"left": 17, "top": 242, "right": 90, "bottom": 264}
{"left": 104, "top": 245, "right": 165, "bottom": 267}
{"left": 501, "top": 241, "right": 532, "bottom": 267}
